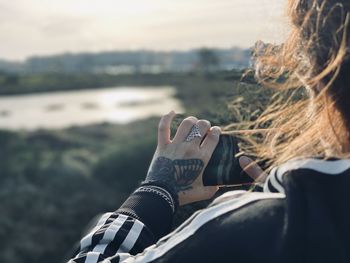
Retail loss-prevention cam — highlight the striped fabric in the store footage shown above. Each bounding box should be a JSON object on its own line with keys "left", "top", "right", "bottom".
{"left": 68, "top": 158, "right": 350, "bottom": 263}
{"left": 69, "top": 215, "right": 146, "bottom": 263}
{"left": 68, "top": 193, "right": 285, "bottom": 263}
{"left": 263, "top": 158, "right": 350, "bottom": 194}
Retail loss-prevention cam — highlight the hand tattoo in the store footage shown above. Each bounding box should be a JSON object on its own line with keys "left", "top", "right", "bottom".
{"left": 146, "top": 157, "right": 204, "bottom": 192}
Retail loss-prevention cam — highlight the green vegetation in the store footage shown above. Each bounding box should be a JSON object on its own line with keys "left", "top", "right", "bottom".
{"left": 0, "top": 71, "right": 268, "bottom": 263}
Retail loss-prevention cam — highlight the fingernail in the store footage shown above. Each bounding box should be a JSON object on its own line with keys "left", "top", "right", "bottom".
{"left": 211, "top": 127, "right": 221, "bottom": 136}
{"left": 168, "top": 110, "right": 176, "bottom": 115}
{"left": 239, "top": 156, "right": 253, "bottom": 167}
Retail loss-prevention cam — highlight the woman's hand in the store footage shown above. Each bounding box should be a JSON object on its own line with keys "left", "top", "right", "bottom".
{"left": 145, "top": 111, "right": 221, "bottom": 206}
{"left": 239, "top": 156, "right": 268, "bottom": 183}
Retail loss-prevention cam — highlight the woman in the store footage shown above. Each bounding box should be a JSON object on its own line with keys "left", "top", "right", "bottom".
{"left": 69, "top": 0, "right": 350, "bottom": 262}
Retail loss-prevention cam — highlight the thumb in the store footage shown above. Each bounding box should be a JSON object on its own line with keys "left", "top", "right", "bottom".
{"left": 239, "top": 156, "right": 268, "bottom": 183}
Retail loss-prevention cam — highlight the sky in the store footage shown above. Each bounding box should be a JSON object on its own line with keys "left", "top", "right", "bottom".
{"left": 0, "top": 0, "right": 289, "bottom": 61}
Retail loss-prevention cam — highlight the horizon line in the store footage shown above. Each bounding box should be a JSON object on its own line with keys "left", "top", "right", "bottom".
{"left": 0, "top": 44, "right": 256, "bottom": 63}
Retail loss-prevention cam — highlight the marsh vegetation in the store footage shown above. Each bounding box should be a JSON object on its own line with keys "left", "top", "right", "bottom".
{"left": 0, "top": 70, "right": 269, "bottom": 263}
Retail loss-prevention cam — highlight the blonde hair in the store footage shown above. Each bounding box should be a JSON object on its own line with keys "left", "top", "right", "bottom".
{"left": 228, "top": 0, "right": 350, "bottom": 170}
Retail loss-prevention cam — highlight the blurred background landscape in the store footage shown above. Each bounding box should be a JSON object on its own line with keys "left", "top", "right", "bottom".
{"left": 0, "top": 0, "right": 286, "bottom": 262}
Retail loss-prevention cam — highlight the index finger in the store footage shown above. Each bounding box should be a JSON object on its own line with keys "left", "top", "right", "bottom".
{"left": 158, "top": 111, "right": 176, "bottom": 146}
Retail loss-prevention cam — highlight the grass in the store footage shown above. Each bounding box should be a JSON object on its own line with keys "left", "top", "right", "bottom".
{"left": 0, "top": 70, "right": 269, "bottom": 263}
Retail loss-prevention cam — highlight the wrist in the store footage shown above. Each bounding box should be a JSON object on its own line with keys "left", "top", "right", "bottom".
{"left": 135, "top": 185, "right": 177, "bottom": 213}
{"left": 140, "top": 181, "right": 179, "bottom": 212}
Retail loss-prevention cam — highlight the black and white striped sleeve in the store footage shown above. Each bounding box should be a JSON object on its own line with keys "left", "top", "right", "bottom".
{"left": 68, "top": 188, "right": 286, "bottom": 263}
{"left": 68, "top": 185, "right": 177, "bottom": 263}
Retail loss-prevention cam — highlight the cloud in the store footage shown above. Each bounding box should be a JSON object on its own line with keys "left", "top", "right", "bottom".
{"left": 0, "top": 0, "right": 287, "bottom": 60}
{"left": 40, "top": 16, "right": 91, "bottom": 38}
{"left": 0, "top": 2, "right": 24, "bottom": 24}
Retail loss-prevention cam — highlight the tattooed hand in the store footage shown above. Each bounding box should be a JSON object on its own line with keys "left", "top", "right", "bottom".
{"left": 145, "top": 111, "right": 221, "bottom": 206}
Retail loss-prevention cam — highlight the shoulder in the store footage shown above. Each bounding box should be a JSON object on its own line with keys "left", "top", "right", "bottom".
{"left": 206, "top": 191, "right": 287, "bottom": 238}
{"left": 264, "top": 158, "right": 350, "bottom": 194}
{"left": 206, "top": 192, "right": 287, "bottom": 247}
{"left": 144, "top": 192, "right": 286, "bottom": 263}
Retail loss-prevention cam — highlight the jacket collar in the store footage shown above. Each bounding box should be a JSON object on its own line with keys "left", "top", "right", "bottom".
{"left": 263, "top": 158, "right": 350, "bottom": 194}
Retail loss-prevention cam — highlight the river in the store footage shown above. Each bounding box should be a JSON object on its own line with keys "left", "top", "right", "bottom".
{"left": 0, "top": 86, "right": 183, "bottom": 131}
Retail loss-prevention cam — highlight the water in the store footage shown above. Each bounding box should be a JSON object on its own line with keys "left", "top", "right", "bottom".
{"left": 0, "top": 86, "right": 183, "bottom": 131}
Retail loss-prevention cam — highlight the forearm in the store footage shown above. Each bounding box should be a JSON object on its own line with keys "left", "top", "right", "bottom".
{"left": 118, "top": 184, "right": 178, "bottom": 239}
{"left": 68, "top": 112, "right": 220, "bottom": 262}
{"left": 68, "top": 185, "right": 177, "bottom": 263}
